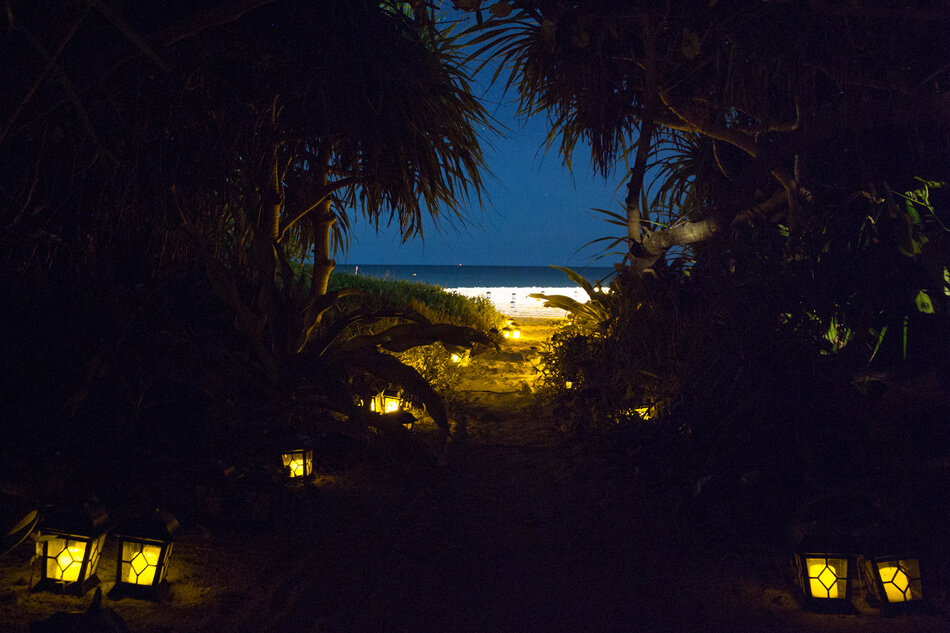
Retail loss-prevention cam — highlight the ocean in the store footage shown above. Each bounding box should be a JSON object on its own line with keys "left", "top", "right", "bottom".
{"left": 333, "top": 264, "right": 617, "bottom": 288}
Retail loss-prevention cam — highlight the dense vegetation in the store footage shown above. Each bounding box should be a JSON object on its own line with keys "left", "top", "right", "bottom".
{"left": 0, "top": 1, "right": 498, "bottom": 504}
{"left": 467, "top": 0, "right": 950, "bottom": 543}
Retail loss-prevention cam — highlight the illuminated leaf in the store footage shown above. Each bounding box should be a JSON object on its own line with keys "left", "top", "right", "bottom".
{"left": 915, "top": 289, "right": 935, "bottom": 314}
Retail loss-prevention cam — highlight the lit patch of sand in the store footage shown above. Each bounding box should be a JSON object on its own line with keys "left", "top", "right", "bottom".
{"left": 450, "top": 286, "right": 588, "bottom": 318}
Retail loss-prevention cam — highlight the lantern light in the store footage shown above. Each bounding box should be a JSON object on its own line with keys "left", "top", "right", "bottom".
{"left": 32, "top": 500, "right": 109, "bottom": 596}
{"left": 792, "top": 549, "right": 854, "bottom": 609}
{"left": 861, "top": 555, "right": 924, "bottom": 607}
{"left": 371, "top": 389, "right": 402, "bottom": 414}
{"left": 109, "top": 511, "right": 179, "bottom": 601}
{"left": 277, "top": 434, "right": 313, "bottom": 479}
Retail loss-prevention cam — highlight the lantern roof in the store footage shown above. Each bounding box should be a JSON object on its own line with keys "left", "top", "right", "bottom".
{"left": 276, "top": 433, "right": 312, "bottom": 452}
{"left": 42, "top": 498, "right": 110, "bottom": 536}
{"left": 114, "top": 511, "right": 180, "bottom": 542}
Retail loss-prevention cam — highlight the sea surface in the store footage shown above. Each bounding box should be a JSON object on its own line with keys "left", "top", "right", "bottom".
{"left": 334, "top": 264, "right": 617, "bottom": 288}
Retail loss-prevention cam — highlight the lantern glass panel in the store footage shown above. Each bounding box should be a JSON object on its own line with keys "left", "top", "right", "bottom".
{"left": 875, "top": 559, "right": 923, "bottom": 602}
{"left": 41, "top": 533, "right": 105, "bottom": 584}
{"left": 805, "top": 556, "right": 848, "bottom": 599}
{"left": 120, "top": 541, "right": 168, "bottom": 586}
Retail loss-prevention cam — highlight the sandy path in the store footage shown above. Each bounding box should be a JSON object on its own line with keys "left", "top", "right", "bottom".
{"left": 3, "top": 318, "right": 948, "bottom": 632}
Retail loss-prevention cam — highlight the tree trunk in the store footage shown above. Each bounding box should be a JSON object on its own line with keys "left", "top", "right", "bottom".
{"left": 626, "top": 16, "right": 658, "bottom": 265}
{"left": 263, "top": 140, "right": 282, "bottom": 241}
{"left": 310, "top": 199, "right": 336, "bottom": 297}
{"left": 625, "top": 114, "right": 656, "bottom": 250}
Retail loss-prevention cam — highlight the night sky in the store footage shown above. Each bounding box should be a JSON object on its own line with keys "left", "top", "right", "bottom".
{"left": 341, "top": 68, "right": 630, "bottom": 268}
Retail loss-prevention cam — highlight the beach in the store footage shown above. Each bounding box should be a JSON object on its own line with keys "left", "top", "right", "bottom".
{"left": 450, "top": 286, "right": 588, "bottom": 318}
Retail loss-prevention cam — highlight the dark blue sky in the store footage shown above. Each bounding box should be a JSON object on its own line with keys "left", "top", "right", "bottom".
{"left": 341, "top": 68, "right": 631, "bottom": 268}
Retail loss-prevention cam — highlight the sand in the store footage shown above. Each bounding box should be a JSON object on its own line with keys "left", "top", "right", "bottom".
{"left": 449, "top": 287, "right": 587, "bottom": 318}
{"left": 2, "top": 319, "right": 948, "bottom": 632}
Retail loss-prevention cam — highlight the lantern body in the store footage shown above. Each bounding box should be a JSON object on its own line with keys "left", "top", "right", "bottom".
{"left": 862, "top": 556, "right": 923, "bottom": 606}
{"left": 371, "top": 391, "right": 402, "bottom": 414}
{"left": 280, "top": 447, "right": 313, "bottom": 478}
{"left": 116, "top": 538, "right": 173, "bottom": 596}
{"left": 110, "top": 512, "right": 179, "bottom": 600}
{"left": 32, "top": 502, "right": 110, "bottom": 596}
{"left": 277, "top": 435, "right": 314, "bottom": 479}
{"left": 793, "top": 552, "right": 853, "bottom": 606}
{"left": 34, "top": 530, "right": 107, "bottom": 595}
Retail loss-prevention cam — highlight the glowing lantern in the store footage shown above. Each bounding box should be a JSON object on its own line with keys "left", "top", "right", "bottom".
{"left": 278, "top": 434, "right": 313, "bottom": 479}
{"left": 110, "top": 511, "right": 179, "bottom": 600}
{"left": 793, "top": 550, "right": 853, "bottom": 607}
{"left": 371, "top": 389, "right": 402, "bottom": 414}
{"left": 861, "top": 555, "right": 923, "bottom": 607}
{"left": 502, "top": 327, "right": 521, "bottom": 339}
{"left": 32, "top": 501, "right": 109, "bottom": 596}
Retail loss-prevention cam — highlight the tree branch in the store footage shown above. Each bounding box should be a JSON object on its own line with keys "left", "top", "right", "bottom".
{"left": 1, "top": 10, "right": 87, "bottom": 145}
{"left": 659, "top": 90, "right": 758, "bottom": 157}
{"left": 151, "top": 0, "right": 280, "bottom": 47}
{"left": 641, "top": 189, "right": 788, "bottom": 256}
{"left": 85, "top": 0, "right": 169, "bottom": 71}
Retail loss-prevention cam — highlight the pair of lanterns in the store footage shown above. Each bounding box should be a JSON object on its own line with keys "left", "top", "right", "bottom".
{"left": 32, "top": 504, "right": 177, "bottom": 600}
{"left": 502, "top": 319, "right": 521, "bottom": 339}
{"left": 794, "top": 549, "right": 924, "bottom": 611}
{"left": 369, "top": 389, "right": 403, "bottom": 414}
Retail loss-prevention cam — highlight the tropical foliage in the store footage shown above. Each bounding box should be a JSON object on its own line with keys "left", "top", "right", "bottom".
{"left": 0, "top": 0, "right": 498, "bottom": 489}
{"left": 455, "top": 0, "right": 950, "bottom": 541}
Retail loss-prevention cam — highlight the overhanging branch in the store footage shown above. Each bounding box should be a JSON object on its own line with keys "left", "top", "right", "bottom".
{"left": 641, "top": 189, "right": 788, "bottom": 256}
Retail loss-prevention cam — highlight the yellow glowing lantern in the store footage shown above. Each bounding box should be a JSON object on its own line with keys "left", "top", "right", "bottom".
{"left": 32, "top": 502, "right": 109, "bottom": 596}
{"left": 502, "top": 327, "right": 521, "bottom": 339}
{"left": 371, "top": 389, "right": 402, "bottom": 414}
{"left": 278, "top": 434, "right": 313, "bottom": 479}
{"left": 861, "top": 556, "right": 923, "bottom": 607}
{"left": 110, "top": 511, "right": 179, "bottom": 600}
{"left": 793, "top": 551, "right": 852, "bottom": 607}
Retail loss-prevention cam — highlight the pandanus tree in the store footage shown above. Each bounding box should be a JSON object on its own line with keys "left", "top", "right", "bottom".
{"left": 197, "top": 0, "right": 492, "bottom": 296}
{"left": 0, "top": 0, "right": 497, "bottom": 467}
{"left": 464, "top": 0, "right": 949, "bottom": 362}
{"left": 2, "top": 0, "right": 490, "bottom": 290}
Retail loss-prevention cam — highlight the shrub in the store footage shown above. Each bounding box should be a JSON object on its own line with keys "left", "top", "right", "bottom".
{"left": 327, "top": 271, "right": 505, "bottom": 332}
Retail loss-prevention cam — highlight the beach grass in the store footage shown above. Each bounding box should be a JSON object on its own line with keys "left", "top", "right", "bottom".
{"left": 327, "top": 271, "right": 507, "bottom": 332}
